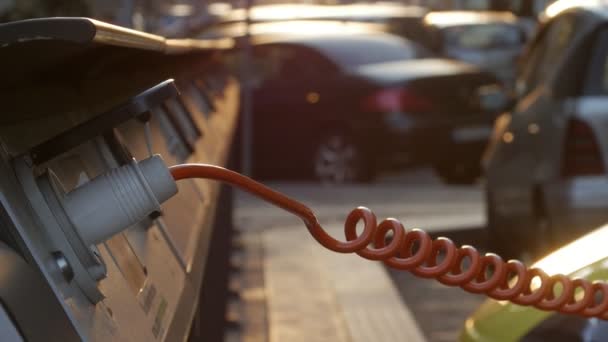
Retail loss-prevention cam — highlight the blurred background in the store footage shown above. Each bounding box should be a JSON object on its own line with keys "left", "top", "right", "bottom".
{"left": 0, "top": 0, "right": 554, "bottom": 35}
{"left": 9, "top": 0, "right": 608, "bottom": 341}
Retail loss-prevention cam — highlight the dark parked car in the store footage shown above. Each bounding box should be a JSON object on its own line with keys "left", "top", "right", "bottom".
{"left": 204, "top": 22, "right": 506, "bottom": 183}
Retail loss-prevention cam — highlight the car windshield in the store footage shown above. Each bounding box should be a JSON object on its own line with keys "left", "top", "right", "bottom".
{"left": 308, "top": 34, "right": 431, "bottom": 68}
{"left": 443, "top": 23, "right": 522, "bottom": 50}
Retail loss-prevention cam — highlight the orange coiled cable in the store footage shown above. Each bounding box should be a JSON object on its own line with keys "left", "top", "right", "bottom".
{"left": 169, "top": 163, "right": 608, "bottom": 319}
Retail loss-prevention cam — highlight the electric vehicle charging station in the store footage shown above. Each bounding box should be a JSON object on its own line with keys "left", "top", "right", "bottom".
{"left": 0, "top": 18, "right": 239, "bottom": 341}
{"left": 5, "top": 11, "right": 608, "bottom": 342}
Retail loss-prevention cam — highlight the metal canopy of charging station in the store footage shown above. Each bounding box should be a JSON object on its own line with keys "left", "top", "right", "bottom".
{"left": 0, "top": 17, "right": 235, "bottom": 155}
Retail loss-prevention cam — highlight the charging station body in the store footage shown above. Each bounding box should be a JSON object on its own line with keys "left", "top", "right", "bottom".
{"left": 0, "top": 18, "right": 239, "bottom": 342}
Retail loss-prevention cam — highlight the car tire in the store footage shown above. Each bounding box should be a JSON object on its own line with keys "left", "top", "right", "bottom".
{"left": 434, "top": 163, "right": 481, "bottom": 185}
{"left": 313, "top": 132, "right": 374, "bottom": 184}
{"left": 486, "top": 190, "right": 521, "bottom": 261}
{"left": 527, "top": 199, "right": 554, "bottom": 261}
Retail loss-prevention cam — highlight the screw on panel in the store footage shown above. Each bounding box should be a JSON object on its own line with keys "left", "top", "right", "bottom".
{"left": 23, "top": 155, "right": 34, "bottom": 167}
{"left": 148, "top": 210, "right": 162, "bottom": 220}
{"left": 52, "top": 251, "right": 74, "bottom": 282}
{"left": 89, "top": 246, "right": 108, "bottom": 281}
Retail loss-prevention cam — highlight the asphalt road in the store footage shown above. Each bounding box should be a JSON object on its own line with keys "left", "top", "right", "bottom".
{"left": 233, "top": 168, "right": 488, "bottom": 342}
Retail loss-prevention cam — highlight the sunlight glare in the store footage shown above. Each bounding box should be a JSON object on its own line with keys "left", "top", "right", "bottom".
{"left": 533, "top": 224, "right": 608, "bottom": 277}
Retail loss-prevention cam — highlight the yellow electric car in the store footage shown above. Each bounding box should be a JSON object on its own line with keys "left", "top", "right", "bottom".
{"left": 461, "top": 223, "right": 608, "bottom": 341}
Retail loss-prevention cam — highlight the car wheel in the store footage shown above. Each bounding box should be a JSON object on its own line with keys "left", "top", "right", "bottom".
{"left": 313, "top": 133, "right": 373, "bottom": 184}
{"left": 486, "top": 190, "right": 520, "bottom": 261}
{"left": 527, "top": 201, "right": 554, "bottom": 261}
{"left": 434, "top": 163, "right": 481, "bottom": 185}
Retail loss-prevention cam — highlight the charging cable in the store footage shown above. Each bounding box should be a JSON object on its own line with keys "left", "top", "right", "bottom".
{"left": 168, "top": 163, "right": 608, "bottom": 319}
{"left": 59, "top": 158, "right": 608, "bottom": 319}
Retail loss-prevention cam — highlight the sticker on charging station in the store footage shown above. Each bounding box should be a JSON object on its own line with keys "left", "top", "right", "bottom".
{"left": 138, "top": 282, "right": 157, "bottom": 315}
{"left": 152, "top": 297, "right": 168, "bottom": 339}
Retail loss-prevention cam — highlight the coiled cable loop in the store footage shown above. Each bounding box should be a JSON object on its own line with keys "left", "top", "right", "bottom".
{"left": 169, "top": 163, "right": 608, "bottom": 319}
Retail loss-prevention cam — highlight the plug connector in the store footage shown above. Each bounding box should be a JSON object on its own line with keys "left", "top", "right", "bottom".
{"left": 62, "top": 155, "right": 178, "bottom": 246}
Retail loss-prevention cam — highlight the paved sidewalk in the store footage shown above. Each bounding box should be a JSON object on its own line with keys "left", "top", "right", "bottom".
{"left": 263, "top": 223, "right": 426, "bottom": 342}
{"left": 231, "top": 170, "right": 484, "bottom": 341}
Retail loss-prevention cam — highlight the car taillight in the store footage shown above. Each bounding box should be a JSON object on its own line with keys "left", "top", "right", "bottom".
{"left": 361, "top": 88, "right": 433, "bottom": 113}
{"left": 562, "top": 119, "right": 605, "bottom": 178}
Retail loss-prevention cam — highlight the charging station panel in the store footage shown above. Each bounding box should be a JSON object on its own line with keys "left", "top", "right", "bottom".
{"left": 0, "top": 18, "right": 238, "bottom": 341}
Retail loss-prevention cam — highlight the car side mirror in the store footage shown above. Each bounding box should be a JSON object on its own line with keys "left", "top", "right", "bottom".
{"left": 478, "top": 85, "right": 514, "bottom": 113}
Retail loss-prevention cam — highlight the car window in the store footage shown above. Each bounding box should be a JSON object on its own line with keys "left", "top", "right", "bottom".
{"left": 443, "top": 24, "right": 523, "bottom": 50}
{"left": 460, "top": 0, "right": 491, "bottom": 10}
{"left": 583, "top": 28, "right": 608, "bottom": 95}
{"left": 387, "top": 18, "right": 428, "bottom": 42}
{"left": 515, "top": 13, "right": 577, "bottom": 97}
{"left": 253, "top": 45, "right": 338, "bottom": 81}
{"left": 311, "top": 35, "right": 424, "bottom": 68}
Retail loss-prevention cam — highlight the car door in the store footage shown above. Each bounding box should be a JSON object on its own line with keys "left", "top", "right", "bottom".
{"left": 514, "top": 13, "right": 584, "bottom": 179}
{"left": 572, "top": 27, "right": 608, "bottom": 175}
{"left": 251, "top": 43, "right": 340, "bottom": 177}
{"left": 487, "top": 12, "right": 579, "bottom": 220}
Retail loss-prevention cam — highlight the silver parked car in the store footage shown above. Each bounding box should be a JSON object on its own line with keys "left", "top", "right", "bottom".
{"left": 484, "top": 2, "right": 608, "bottom": 259}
